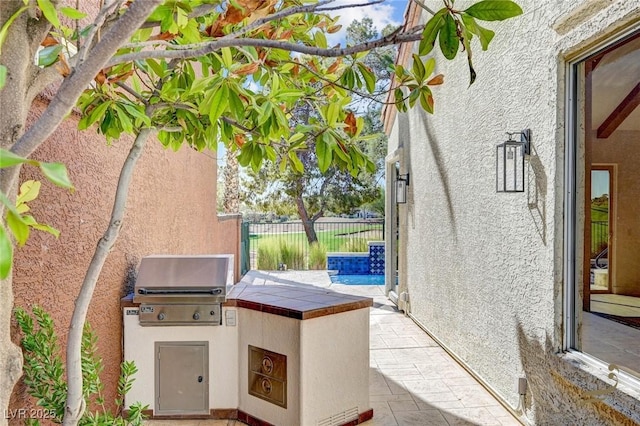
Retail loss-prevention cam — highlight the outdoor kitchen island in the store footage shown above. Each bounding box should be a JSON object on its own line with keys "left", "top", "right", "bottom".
{"left": 122, "top": 262, "right": 373, "bottom": 426}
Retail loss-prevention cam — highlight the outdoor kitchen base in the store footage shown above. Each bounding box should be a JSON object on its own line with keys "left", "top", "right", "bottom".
{"left": 122, "top": 265, "right": 373, "bottom": 426}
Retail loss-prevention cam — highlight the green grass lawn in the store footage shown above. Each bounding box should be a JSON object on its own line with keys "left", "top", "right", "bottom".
{"left": 250, "top": 225, "right": 383, "bottom": 253}
{"left": 591, "top": 204, "right": 609, "bottom": 257}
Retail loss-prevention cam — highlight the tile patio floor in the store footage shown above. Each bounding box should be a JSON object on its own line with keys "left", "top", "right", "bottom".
{"left": 145, "top": 271, "right": 522, "bottom": 426}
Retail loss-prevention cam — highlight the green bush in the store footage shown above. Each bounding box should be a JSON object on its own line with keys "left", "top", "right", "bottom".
{"left": 280, "top": 240, "right": 305, "bottom": 270}
{"left": 257, "top": 238, "right": 281, "bottom": 270}
{"left": 14, "top": 306, "right": 147, "bottom": 426}
{"left": 308, "top": 243, "right": 327, "bottom": 270}
{"left": 340, "top": 237, "right": 369, "bottom": 252}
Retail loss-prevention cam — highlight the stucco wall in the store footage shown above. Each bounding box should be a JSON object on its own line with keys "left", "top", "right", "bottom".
{"left": 387, "top": 1, "right": 640, "bottom": 424}
{"left": 590, "top": 130, "right": 640, "bottom": 296}
{"left": 9, "top": 99, "right": 239, "bottom": 418}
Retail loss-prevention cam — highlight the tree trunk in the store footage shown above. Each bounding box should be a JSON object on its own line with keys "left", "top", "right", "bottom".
{"left": 223, "top": 148, "right": 239, "bottom": 214}
{"left": 63, "top": 128, "right": 152, "bottom": 425}
{"left": 295, "top": 194, "right": 318, "bottom": 244}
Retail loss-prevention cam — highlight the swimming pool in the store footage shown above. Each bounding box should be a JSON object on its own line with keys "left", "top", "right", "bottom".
{"left": 329, "top": 274, "right": 385, "bottom": 285}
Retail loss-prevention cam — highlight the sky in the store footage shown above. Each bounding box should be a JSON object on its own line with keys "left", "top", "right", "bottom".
{"left": 324, "top": 0, "right": 409, "bottom": 45}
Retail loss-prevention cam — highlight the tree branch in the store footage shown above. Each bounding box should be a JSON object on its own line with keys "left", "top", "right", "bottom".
{"left": 76, "top": 0, "right": 126, "bottom": 67}
{"left": 412, "top": 0, "right": 438, "bottom": 16}
{"left": 107, "top": 30, "right": 424, "bottom": 67}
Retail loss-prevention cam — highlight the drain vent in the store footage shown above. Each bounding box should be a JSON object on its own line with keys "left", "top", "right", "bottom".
{"left": 317, "top": 406, "right": 358, "bottom": 426}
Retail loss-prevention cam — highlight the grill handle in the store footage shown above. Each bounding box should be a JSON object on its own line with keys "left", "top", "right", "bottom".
{"left": 137, "top": 288, "right": 224, "bottom": 295}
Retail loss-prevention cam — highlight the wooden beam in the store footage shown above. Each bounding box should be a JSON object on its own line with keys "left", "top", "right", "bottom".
{"left": 597, "top": 82, "right": 640, "bottom": 139}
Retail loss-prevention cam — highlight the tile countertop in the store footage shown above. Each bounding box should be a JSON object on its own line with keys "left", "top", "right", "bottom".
{"left": 121, "top": 285, "right": 373, "bottom": 320}
{"left": 224, "top": 284, "right": 373, "bottom": 320}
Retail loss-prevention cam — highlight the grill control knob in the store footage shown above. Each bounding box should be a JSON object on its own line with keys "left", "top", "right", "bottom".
{"left": 193, "top": 312, "right": 200, "bottom": 320}
{"left": 158, "top": 313, "right": 165, "bottom": 321}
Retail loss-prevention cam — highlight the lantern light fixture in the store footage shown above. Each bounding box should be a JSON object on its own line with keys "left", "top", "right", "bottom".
{"left": 496, "top": 129, "right": 531, "bottom": 193}
{"left": 396, "top": 173, "right": 410, "bottom": 204}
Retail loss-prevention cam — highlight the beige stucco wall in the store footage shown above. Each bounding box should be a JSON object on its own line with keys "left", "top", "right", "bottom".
{"left": 387, "top": 1, "right": 640, "bottom": 424}
{"left": 9, "top": 99, "right": 239, "bottom": 418}
{"left": 590, "top": 130, "right": 640, "bottom": 296}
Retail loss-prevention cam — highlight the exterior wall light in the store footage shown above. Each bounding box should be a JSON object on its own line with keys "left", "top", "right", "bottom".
{"left": 396, "top": 173, "right": 410, "bottom": 204}
{"left": 496, "top": 129, "right": 531, "bottom": 193}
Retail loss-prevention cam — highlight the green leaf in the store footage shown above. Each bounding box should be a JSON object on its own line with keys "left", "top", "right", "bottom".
{"left": 0, "top": 148, "right": 31, "bottom": 168}
{"left": 315, "top": 135, "right": 331, "bottom": 173}
{"left": 60, "top": 6, "right": 87, "bottom": 19}
{"left": 439, "top": 14, "right": 459, "bottom": 60}
{"left": 356, "top": 63, "right": 376, "bottom": 94}
{"left": 113, "top": 104, "right": 134, "bottom": 133}
{"left": 6, "top": 211, "right": 29, "bottom": 246}
{"left": 412, "top": 54, "right": 425, "bottom": 82}
{"left": 37, "top": 0, "right": 60, "bottom": 28}
{"left": 221, "top": 47, "right": 233, "bottom": 69}
{"left": 145, "top": 59, "right": 165, "bottom": 78}
{"left": 17, "top": 180, "right": 41, "bottom": 205}
{"left": 423, "top": 57, "right": 436, "bottom": 79}
{"left": 28, "top": 222, "right": 60, "bottom": 238}
{"left": 0, "top": 226, "right": 11, "bottom": 279}
{"left": 464, "top": 0, "right": 523, "bottom": 21}
{"left": 314, "top": 31, "right": 327, "bottom": 49}
{"left": 208, "top": 84, "right": 229, "bottom": 125}
{"left": 419, "top": 9, "right": 446, "bottom": 56}
{"left": 288, "top": 151, "right": 304, "bottom": 173}
{"left": 0, "top": 65, "right": 6, "bottom": 90}
{"left": 461, "top": 14, "right": 495, "bottom": 50}
{"left": 38, "top": 45, "right": 63, "bottom": 67}
{"left": 86, "top": 100, "right": 112, "bottom": 128}
{"left": 39, "top": 162, "right": 74, "bottom": 189}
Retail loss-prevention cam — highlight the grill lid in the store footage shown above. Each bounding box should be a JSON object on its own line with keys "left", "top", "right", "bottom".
{"left": 133, "top": 255, "right": 229, "bottom": 304}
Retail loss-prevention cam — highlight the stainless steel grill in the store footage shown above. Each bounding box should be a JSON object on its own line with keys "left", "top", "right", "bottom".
{"left": 133, "top": 255, "right": 229, "bottom": 326}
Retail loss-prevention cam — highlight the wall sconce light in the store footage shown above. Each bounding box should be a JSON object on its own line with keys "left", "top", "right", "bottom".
{"left": 396, "top": 173, "right": 410, "bottom": 204}
{"left": 496, "top": 129, "right": 531, "bottom": 193}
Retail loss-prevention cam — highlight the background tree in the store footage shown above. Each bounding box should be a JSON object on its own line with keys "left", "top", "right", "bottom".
{"left": 240, "top": 17, "right": 394, "bottom": 243}
{"left": 0, "top": 0, "right": 523, "bottom": 424}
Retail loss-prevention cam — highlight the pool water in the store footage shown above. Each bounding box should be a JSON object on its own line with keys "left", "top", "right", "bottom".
{"left": 329, "top": 274, "right": 385, "bottom": 285}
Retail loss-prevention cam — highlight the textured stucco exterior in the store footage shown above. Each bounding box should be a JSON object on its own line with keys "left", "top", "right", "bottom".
{"left": 9, "top": 98, "right": 240, "bottom": 418}
{"left": 386, "top": 1, "right": 640, "bottom": 424}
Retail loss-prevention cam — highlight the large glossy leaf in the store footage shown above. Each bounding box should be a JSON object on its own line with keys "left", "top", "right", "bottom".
{"left": 412, "top": 54, "right": 425, "bottom": 82}
{"left": 39, "top": 162, "right": 74, "bottom": 189}
{"left": 464, "top": 0, "right": 523, "bottom": 21}
{"left": 0, "top": 149, "right": 30, "bottom": 168}
{"left": 60, "top": 6, "right": 87, "bottom": 19}
{"left": 316, "top": 135, "right": 332, "bottom": 173}
{"left": 208, "top": 84, "right": 229, "bottom": 125}
{"left": 37, "top": 0, "right": 61, "bottom": 28}
{"left": 38, "top": 45, "right": 63, "bottom": 67}
{"left": 419, "top": 9, "right": 446, "bottom": 56}
{"left": 6, "top": 211, "right": 29, "bottom": 246}
{"left": 461, "top": 14, "right": 495, "bottom": 50}
{"left": 439, "top": 14, "right": 459, "bottom": 60}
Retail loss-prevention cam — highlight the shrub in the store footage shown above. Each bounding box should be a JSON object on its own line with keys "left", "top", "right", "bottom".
{"left": 257, "top": 238, "right": 280, "bottom": 270}
{"left": 308, "top": 243, "right": 327, "bottom": 270}
{"left": 340, "top": 237, "right": 369, "bottom": 252}
{"left": 280, "top": 240, "right": 305, "bottom": 270}
{"left": 14, "top": 306, "right": 147, "bottom": 426}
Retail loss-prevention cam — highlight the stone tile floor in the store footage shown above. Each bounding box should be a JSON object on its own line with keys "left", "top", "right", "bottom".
{"left": 145, "top": 271, "right": 522, "bottom": 426}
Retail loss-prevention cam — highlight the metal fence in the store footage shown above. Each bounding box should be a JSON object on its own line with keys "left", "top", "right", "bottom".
{"left": 591, "top": 221, "right": 609, "bottom": 257}
{"left": 245, "top": 219, "right": 384, "bottom": 270}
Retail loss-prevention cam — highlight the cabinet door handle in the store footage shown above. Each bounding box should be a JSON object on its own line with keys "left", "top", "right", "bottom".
{"left": 197, "top": 375, "right": 203, "bottom": 383}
